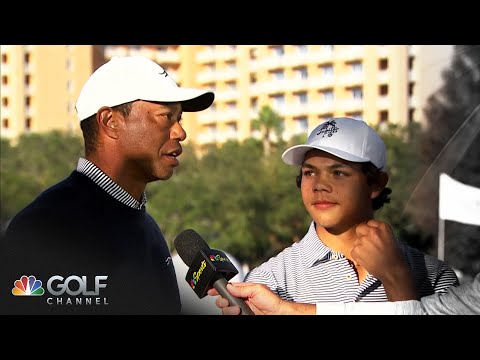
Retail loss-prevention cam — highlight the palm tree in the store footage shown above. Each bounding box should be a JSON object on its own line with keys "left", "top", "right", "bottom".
{"left": 251, "top": 105, "right": 284, "bottom": 156}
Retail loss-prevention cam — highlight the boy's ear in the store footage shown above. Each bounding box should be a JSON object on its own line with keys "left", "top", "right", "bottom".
{"left": 296, "top": 173, "right": 302, "bottom": 188}
{"left": 371, "top": 171, "right": 389, "bottom": 199}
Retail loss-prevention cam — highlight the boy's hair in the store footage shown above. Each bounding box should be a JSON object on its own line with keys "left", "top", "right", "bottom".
{"left": 295, "top": 162, "right": 391, "bottom": 210}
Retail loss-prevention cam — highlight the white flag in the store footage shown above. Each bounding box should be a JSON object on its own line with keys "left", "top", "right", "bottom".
{"left": 439, "top": 173, "right": 480, "bottom": 226}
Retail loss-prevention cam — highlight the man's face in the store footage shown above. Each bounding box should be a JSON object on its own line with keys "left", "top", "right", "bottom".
{"left": 117, "top": 100, "right": 186, "bottom": 182}
{"left": 300, "top": 149, "right": 377, "bottom": 233}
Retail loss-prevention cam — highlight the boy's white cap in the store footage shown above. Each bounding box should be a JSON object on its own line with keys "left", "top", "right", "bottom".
{"left": 282, "top": 117, "right": 386, "bottom": 169}
{"left": 75, "top": 56, "right": 215, "bottom": 121}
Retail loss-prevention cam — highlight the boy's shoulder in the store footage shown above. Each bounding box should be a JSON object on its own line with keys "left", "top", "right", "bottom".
{"left": 399, "top": 241, "right": 460, "bottom": 288}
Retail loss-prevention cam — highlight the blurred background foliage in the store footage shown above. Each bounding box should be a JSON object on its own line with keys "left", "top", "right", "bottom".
{"left": 0, "top": 119, "right": 465, "bottom": 272}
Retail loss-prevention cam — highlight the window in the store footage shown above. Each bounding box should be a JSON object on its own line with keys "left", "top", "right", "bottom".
{"left": 295, "top": 92, "right": 308, "bottom": 104}
{"left": 408, "top": 56, "right": 415, "bottom": 70}
{"left": 271, "top": 69, "right": 284, "bottom": 80}
{"left": 25, "top": 117, "right": 32, "bottom": 130}
{"left": 2, "top": 97, "right": 8, "bottom": 107}
{"left": 379, "top": 110, "right": 388, "bottom": 122}
{"left": 350, "top": 61, "right": 362, "bottom": 73}
{"left": 251, "top": 97, "right": 258, "bottom": 111}
{"left": 271, "top": 94, "right": 285, "bottom": 108}
{"left": 249, "top": 48, "right": 258, "bottom": 60}
{"left": 206, "top": 124, "right": 217, "bottom": 134}
{"left": 226, "top": 60, "right": 236, "bottom": 71}
{"left": 2, "top": 118, "right": 8, "bottom": 128}
{"left": 320, "top": 64, "right": 334, "bottom": 76}
{"left": 379, "top": 84, "right": 388, "bottom": 96}
{"left": 319, "top": 113, "right": 334, "bottom": 122}
{"left": 294, "top": 116, "right": 309, "bottom": 132}
{"left": 296, "top": 45, "right": 308, "bottom": 53}
{"left": 409, "top": 108, "right": 415, "bottom": 123}
{"left": 24, "top": 52, "right": 31, "bottom": 63}
{"left": 409, "top": 82, "right": 415, "bottom": 96}
{"left": 1, "top": 53, "right": 7, "bottom": 63}
{"left": 206, "top": 62, "right": 215, "bottom": 72}
{"left": 25, "top": 96, "right": 31, "bottom": 107}
{"left": 2, "top": 75, "right": 8, "bottom": 85}
{"left": 350, "top": 86, "right": 363, "bottom": 99}
{"left": 25, "top": 74, "right": 31, "bottom": 85}
{"left": 226, "top": 81, "right": 236, "bottom": 91}
{"left": 226, "top": 101, "right": 236, "bottom": 110}
{"left": 379, "top": 58, "right": 388, "bottom": 70}
{"left": 226, "top": 122, "right": 237, "bottom": 133}
{"left": 295, "top": 66, "right": 308, "bottom": 79}
{"left": 206, "top": 83, "right": 216, "bottom": 92}
{"left": 321, "top": 89, "right": 334, "bottom": 101}
{"left": 378, "top": 117, "right": 388, "bottom": 133}
{"left": 271, "top": 46, "right": 284, "bottom": 56}
{"left": 346, "top": 112, "right": 363, "bottom": 120}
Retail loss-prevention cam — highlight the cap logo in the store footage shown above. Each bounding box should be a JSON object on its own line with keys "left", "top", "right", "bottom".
{"left": 159, "top": 69, "right": 169, "bottom": 78}
{"left": 316, "top": 120, "right": 339, "bottom": 138}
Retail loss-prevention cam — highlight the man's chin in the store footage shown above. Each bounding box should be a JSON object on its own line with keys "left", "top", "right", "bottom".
{"left": 149, "top": 171, "right": 174, "bottom": 182}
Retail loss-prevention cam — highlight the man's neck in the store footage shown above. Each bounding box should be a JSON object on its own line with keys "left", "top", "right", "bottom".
{"left": 84, "top": 155, "right": 147, "bottom": 202}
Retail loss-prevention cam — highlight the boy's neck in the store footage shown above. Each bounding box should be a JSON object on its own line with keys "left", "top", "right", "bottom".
{"left": 316, "top": 225, "right": 358, "bottom": 255}
{"left": 316, "top": 225, "right": 370, "bottom": 284}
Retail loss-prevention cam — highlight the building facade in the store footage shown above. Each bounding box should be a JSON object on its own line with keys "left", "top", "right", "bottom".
{"left": 1, "top": 45, "right": 454, "bottom": 147}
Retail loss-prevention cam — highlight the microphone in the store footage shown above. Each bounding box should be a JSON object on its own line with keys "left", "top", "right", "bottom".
{"left": 174, "top": 229, "right": 254, "bottom": 315}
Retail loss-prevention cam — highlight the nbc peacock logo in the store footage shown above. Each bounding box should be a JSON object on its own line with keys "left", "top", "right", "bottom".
{"left": 12, "top": 275, "right": 45, "bottom": 296}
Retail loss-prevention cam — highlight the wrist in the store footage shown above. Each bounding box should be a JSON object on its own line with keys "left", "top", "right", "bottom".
{"left": 382, "top": 266, "right": 419, "bottom": 301}
{"left": 281, "top": 300, "right": 316, "bottom": 315}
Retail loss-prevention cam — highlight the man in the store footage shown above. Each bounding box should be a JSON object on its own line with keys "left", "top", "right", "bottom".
{"left": 0, "top": 56, "right": 214, "bottom": 315}
{"left": 209, "top": 117, "right": 459, "bottom": 313}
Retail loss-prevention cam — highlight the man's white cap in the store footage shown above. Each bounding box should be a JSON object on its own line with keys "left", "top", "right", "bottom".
{"left": 282, "top": 117, "right": 386, "bottom": 169}
{"left": 75, "top": 56, "right": 215, "bottom": 121}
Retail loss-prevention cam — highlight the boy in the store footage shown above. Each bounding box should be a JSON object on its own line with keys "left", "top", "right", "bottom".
{"left": 239, "top": 117, "right": 458, "bottom": 305}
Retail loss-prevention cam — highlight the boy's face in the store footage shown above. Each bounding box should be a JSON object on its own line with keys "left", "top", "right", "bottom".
{"left": 300, "top": 149, "right": 381, "bottom": 233}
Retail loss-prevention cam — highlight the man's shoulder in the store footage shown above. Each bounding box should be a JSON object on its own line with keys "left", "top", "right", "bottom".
{"left": 9, "top": 184, "right": 69, "bottom": 222}
{"left": 4, "top": 172, "right": 88, "bottom": 236}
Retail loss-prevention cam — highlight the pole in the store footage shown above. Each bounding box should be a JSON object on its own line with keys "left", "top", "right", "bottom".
{"left": 438, "top": 218, "right": 445, "bottom": 261}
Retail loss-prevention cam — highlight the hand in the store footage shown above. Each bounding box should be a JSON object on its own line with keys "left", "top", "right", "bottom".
{"left": 351, "top": 219, "right": 418, "bottom": 301}
{"left": 352, "top": 219, "right": 403, "bottom": 278}
{"left": 207, "top": 282, "right": 316, "bottom": 315}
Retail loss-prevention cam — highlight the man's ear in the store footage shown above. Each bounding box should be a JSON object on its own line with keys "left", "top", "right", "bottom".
{"left": 97, "top": 107, "right": 119, "bottom": 139}
{"left": 371, "top": 171, "right": 389, "bottom": 199}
